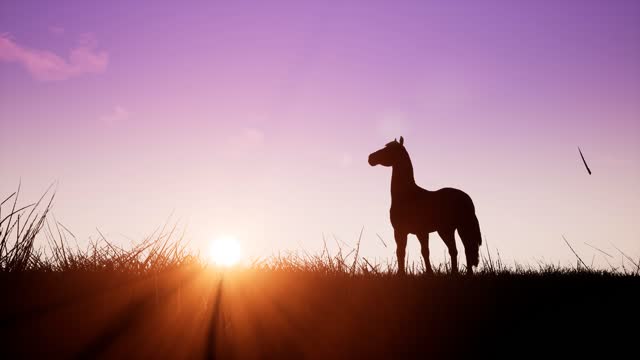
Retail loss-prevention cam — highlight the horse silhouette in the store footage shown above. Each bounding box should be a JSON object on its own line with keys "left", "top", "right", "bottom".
{"left": 368, "top": 136, "right": 482, "bottom": 275}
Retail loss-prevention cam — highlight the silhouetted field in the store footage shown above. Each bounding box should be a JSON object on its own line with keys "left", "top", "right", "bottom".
{"left": 1, "top": 189, "right": 639, "bottom": 358}
{"left": 2, "top": 266, "right": 639, "bottom": 359}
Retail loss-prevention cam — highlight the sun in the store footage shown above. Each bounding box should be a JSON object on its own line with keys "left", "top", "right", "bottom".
{"left": 208, "top": 237, "right": 242, "bottom": 266}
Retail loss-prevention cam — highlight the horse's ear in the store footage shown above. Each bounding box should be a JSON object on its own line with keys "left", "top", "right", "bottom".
{"left": 394, "top": 138, "right": 397, "bottom": 143}
{"left": 399, "top": 136, "right": 404, "bottom": 145}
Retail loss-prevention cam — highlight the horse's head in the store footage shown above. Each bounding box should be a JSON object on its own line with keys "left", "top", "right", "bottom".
{"left": 368, "top": 136, "right": 406, "bottom": 167}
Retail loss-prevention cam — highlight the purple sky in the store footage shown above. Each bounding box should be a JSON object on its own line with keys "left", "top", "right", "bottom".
{"left": 2, "top": 0, "right": 639, "bottom": 267}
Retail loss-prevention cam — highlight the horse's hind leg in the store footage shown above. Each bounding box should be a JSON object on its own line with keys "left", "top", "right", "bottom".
{"left": 465, "top": 256, "right": 474, "bottom": 275}
{"left": 438, "top": 229, "right": 458, "bottom": 274}
{"left": 417, "top": 233, "right": 433, "bottom": 275}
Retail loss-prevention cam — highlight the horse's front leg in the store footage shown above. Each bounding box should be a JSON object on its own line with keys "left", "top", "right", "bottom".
{"left": 417, "top": 233, "right": 432, "bottom": 275}
{"left": 394, "top": 229, "right": 408, "bottom": 275}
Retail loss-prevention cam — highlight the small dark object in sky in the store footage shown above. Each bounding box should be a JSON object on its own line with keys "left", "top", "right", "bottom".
{"left": 578, "top": 147, "right": 592, "bottom": 175}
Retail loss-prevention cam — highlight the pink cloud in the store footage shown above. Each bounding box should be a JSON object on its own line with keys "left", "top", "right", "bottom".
{"left": 0, "top": 33, "right": 108, "bottom": 81}
{"left": 49, "top": 26, "right": 65, "bottom": 35}
{"left": 376, "top": 111, "right": 409, "bottom": 140}
{"left": 100, "top": 106, "right": 130, "bottom": 124}
{"left": 228, "top": 128, "right": 265, "bottom": 150}
{"left": 340, "top": 153, "right": 353, "bottom": 168}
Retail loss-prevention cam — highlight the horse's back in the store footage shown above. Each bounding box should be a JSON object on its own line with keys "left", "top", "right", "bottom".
{"left": 432, "top": 187, "right": 473, "bottom": 204}
{"left": 430, "top": 187, "right": 476, "bottom": 220}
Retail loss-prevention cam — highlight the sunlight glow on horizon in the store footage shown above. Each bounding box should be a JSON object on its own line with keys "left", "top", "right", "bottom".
{"left": 208, "top": 237, "right": 242, "bottom": 267}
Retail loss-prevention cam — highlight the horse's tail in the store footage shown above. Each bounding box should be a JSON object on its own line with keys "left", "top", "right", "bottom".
{"left": 458, "top": 212, "right": 482, "bottom": 268}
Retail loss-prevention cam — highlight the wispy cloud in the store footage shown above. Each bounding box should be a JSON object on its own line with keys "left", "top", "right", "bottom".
{"left": 376, "top": 111, "right": 409, "bottom": 139}
{"left": 228, "top": 128, "right": 265, "bottom": 149}
{"left": 340, "top": 153, "right": 353, "bottom": 168}
{"left": 100, "top": 106, "right": 129, "bottom": 124}
{"left": 49, "top": 26, "right": 65, "bottom": 36}
{"left": 0, "top": 32, "right": 108, "bottom": 81}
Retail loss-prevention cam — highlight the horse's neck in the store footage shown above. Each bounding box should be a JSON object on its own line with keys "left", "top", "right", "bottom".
{"left": 391, "top": 156, "right": 417, "bottom": 199}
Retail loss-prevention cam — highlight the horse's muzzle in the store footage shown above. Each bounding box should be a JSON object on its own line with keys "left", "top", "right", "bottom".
{"left": 368, "top": 154, "right": 378, "bottom": 166}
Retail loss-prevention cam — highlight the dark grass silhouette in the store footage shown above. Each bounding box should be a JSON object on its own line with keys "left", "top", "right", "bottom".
{"left": 369, "top": 137, "right": 482, "bottom": 275}
{"left": 1, "top": 260, "right": 639, "bottom": 358}
{"left": 2, "top": 189, "right": 639, "bottom": 358}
